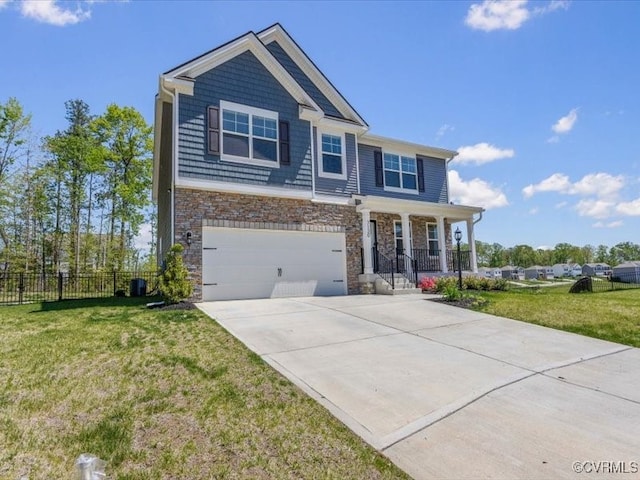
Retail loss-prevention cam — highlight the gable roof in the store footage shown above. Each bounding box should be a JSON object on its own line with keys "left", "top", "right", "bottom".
{"left": 257, "top": 23, "right": 367, "bottom": 127}
{"left": 162, "top": 30, "right": 322, "bottom": 113}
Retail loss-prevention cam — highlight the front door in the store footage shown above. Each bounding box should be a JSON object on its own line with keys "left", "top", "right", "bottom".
{"left": 370, "top": 220, "right": 378, "bottom": 272}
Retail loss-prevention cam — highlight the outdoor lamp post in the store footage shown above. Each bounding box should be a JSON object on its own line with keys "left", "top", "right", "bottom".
{"left": 454, "top": 227, "right": 463, "bottom": 289}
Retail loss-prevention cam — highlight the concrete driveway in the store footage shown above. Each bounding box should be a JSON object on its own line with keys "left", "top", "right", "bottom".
{"left": 198, "top": 295, "right": 640, "bottom": 479}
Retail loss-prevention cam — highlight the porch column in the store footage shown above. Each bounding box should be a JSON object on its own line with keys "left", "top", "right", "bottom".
{"left": 361, "top": 209, "right": 373, "bottom": 274}
{"left": 400, "top": 212, "right": 411, "bottom": 256}
{"left": 437, "top": 216, "right": 448, "bottom": 273}
{"left": 467, "top": 218, "right": 478, "bottom": 273}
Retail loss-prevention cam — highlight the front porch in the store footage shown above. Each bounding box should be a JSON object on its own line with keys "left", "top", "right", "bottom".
{"left": 354, "top": 195, "right": 483, "bottom": 292}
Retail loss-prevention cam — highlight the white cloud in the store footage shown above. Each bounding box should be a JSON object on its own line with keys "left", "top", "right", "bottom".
{"left": 452, "top": 142, "right": 515, "bottom": 166}
{"left": 523, "top": 172, "right": 624, "bottom": 199}
{"left": 555, "top": 201, "right": 568, "bottom": 209}
{"left": 448, "top": 170, "right": 508, "bottom": 209}
{"left": 522, "top": 173, "right": 571, "bottom": 198}
{"left": 570, "top": 172, "right": 624, "bottom": 198}
{"left": 465, "top": 0, "right": 530, "bottom": 32}
{"left": 592, "top": 220, "right": 623, "bottom": 228}
{"left": 552, "top": 108, "right": 578, "bottom": 134}
{"left": 0, "top": 0, "right": 9, "bottom": 10}
{"left": 615, "top": 198, "right": 640, "bottom": 216}
{"left": 575, "top": 199, "right": 615, "bottom": 219}
{"left": 435, "top": 124, "right": 454, "bottom": 139}
{"left": 529, "top": 207, "right": 539, "bottom": 215}
{"left": 465, "top": 0, "right": 567, "bottom": 32}
{"left": 20, "top": 0, "right": 91, "bottom": 26}
{"left": 537, "top": 245, "right": 553, "bottom": 251}
{"left": 546, "top": 135, "right": 559, "bottom": 144}
{"left": 134, "top": 223, "right": 153, "bottom": 251}
{"left": 533, "top": 0, "right": 570, "bottom": 15}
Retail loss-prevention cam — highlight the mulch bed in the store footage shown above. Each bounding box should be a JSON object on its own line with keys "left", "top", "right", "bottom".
{"left": 428, "top": 296, "right": 483, "bottom": 310}
{"left": 146, "top": 301, "right": 198, "bottom": 311}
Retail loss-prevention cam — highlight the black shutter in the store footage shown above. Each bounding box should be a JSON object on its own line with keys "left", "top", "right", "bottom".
{"left": 207, "top": 106, "right": 220, "bottom": 155}
{"left": 279, "top": 120, "right": 290, "bottom": 165}
{"left": 374, "top": 149, "right": 383, "bottom": 187}
{"left": 417, "top": 156, "right": 425, "bottom": 192}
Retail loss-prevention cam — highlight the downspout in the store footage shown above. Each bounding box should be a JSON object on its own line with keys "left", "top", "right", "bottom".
{"left": 471, "top": 210, "right": 484, "bottom": 273}
{"left": 309, "top": 120, "right": 316, "bottom": 199}
{"left": 159, "top": 77, "right": 176, "bottom": 249}
{"left": 473, "top": 210, "right": 483, "bottom": 226}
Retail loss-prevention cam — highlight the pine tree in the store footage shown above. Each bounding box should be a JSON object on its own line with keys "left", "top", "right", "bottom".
{"left": 158, "top": 244, "right": 193, "bottom": 304}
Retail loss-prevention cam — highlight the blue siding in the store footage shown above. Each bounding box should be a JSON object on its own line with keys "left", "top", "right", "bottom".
{"left": 313, "top": 129, "right": 358, "bottom": 197}
{"left": 178, "top": 50, "right": 311, "bottom": 190}
{"left": 265, "top": 41, "right": 344, "bottom": 119}
{"left": 358, "top": 143, "right": 449, "bottom": 203}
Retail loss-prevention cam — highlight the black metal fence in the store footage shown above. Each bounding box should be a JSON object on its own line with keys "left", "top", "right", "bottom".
{"left": 0, "top": 271, "right": 160, "bottom": 305}
{"left": 587, "top": 272, "right": 640, "bottom": 293}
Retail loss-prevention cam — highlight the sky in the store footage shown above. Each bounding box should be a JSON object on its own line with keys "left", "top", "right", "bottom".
{"left": 1, "top": 0, "right": 639, "bottom": 251}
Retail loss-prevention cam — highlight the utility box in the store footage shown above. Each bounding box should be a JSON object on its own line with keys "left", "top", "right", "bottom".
{"left": 130, "top": 278, "right": 147, "bottom": 297}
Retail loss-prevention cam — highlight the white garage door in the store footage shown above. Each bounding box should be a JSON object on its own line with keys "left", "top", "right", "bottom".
{"left": 202, "top": 227, "right": 347, "bottom": 301}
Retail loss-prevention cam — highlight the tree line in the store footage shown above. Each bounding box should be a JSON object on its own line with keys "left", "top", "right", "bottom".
{"left": 476, "top": 241, "right": 640, "bottom": 269}
{"left": 0, "top": 97, "right": 154, "bottom": 275}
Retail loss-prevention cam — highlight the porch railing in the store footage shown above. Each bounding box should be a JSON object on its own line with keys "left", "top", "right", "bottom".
{"left": 447, "top": 249, "right": 471, "bottom": 272}
{"left": 374, "top": 249, "right": 395, "bottom": 289}
{"left": 412, "top": 249, "right": 441, "bottom": 272}
{"left": 411, "top": 248, "right": 472, "bottom": 272}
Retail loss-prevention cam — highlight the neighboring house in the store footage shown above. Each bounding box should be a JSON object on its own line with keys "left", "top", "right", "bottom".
{"left": 478, "top": 267, "right": 501, "bottom": 279}
{"left": 501, "top": 265, "right": 524, "bottom": 280}
{"left": 524, "top": 265, "right": 554, "bottom": 280}
{"left": 153, "top": 24, "right": 484, "bottom": 301}
{"left": 552, "top": 263, "right": 582, "bottom": 278}
{"left": 582, "top": 263, "right": 611, "bottom": 277}
{"left": 612, "top": 261, "right": 640, "bottom": 283}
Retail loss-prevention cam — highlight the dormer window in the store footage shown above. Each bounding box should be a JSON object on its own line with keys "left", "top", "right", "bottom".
{"left": 318, "top": 130, "right": 346, "bottom": 180}
{"left": 219, "top": 100, "right": 279, "bottom": 167}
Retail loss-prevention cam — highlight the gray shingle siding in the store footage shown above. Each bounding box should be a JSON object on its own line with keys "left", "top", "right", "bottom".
{"left": 313, "top": 129, "right": 358, "bottom": 197}
{"left": 177, "top": 50, "right": 311, "bottom": 190}
{"left": 264, "top": 41, "right": 344, "bottom": 119}
{"left": 358, "top": 143, "right": 449, "bottom": 203}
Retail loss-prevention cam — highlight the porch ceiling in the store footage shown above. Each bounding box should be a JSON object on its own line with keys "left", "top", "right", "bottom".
{"left": 354, "top": 195, "right": 483, "bottom": 221}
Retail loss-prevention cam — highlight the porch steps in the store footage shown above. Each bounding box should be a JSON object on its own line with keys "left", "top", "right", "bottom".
{"left": 374, "top": 277, "right": 422, "bottom": 295}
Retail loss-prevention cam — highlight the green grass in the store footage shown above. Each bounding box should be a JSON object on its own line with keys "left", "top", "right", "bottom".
{"left": 474, "top": 286, "right": 640, "bottom": 347}
{"left": 0, "top": 297, "right": 407, "bottom": 480}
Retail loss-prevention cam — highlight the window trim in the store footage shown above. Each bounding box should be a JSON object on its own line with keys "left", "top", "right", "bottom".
{"left": 394, "top": 220, "right": 413, "bottom": 253}
{"left": 383, "top": 151, "right": 419, "bottom": 195}
{"left": 317, "top": 129, "right": 347, "bottom": 180}
{"left": 220, "top": 100, "right": 279, "bottom": 168}
{"left": 426, "top": 222, "right": 439, "bottom": 255}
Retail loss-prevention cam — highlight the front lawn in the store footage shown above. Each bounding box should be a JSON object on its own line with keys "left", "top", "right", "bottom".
{"left": 0, "top": 297, "right": 407, "bottom": 479}
{"left": 474, "top": 286, "right": 640, "bottom": 347}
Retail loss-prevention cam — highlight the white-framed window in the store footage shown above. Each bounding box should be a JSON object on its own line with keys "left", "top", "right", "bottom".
{"left": 426, "top": 223, "right": 439, "bottom": 254}
{"left": 318, "top": 130, "right": 346, "bottom": 180}
{"left": 394, "top": 220, "right": 413, "bottom": 254}
{"left": 220, "top": 100, "right": 279, "bottom": 167}
{"left": 384, "top": 153, "right": 418, "bottom": 194}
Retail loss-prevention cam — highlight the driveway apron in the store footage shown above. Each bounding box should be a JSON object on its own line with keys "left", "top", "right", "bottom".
{"left": 198, "top": 295, "right": 640, "bottom": 480}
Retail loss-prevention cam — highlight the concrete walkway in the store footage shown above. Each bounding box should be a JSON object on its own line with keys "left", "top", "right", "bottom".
{"left": 198, "top": 295, "right": 640, "bottom": 479}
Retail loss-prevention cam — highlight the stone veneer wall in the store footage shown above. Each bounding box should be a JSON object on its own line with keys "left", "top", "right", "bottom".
{"left": 174, "top": 188, "right": 362, "bottom": 300}
{"left": 370, "top": 213, "right": 439, "bottom": 256}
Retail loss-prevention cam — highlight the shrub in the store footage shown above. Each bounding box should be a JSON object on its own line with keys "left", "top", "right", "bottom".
{"left": 419, "top": 276, "right": 437, "bottom": 292}
{"left": 159, "top": 244, "right": 193, "bottom": 304}
{"left": 441, "top": 284, "right": 462, "bottom": 301}
{"left": 435, "top": 276, "right": 458, "bottom": 293}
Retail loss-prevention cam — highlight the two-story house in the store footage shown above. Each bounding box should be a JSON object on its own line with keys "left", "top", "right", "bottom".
{"left": 153, "top": 24, "right": 484, "bottom": 301}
